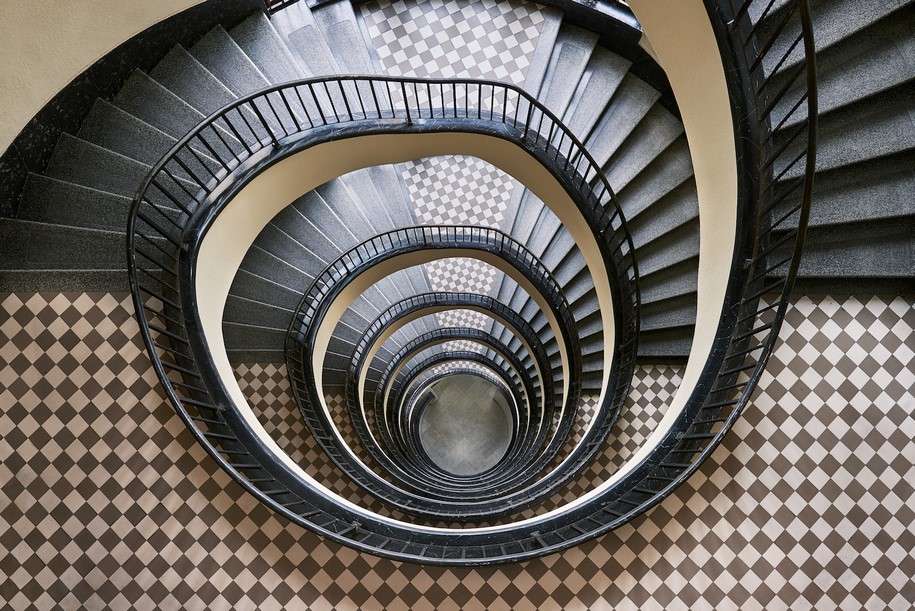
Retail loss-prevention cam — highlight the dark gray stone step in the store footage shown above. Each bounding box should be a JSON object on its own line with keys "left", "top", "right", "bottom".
{"left": 775, "top": 218, "right": 914, "bottom": 278}
{"left": 761, "top": 0, "right": 911, "bottom": 73}
{"left": 78, "top": 99, "right": 177, "bottom": 167}
{"left": 640, "top": 295, "right": 697, "bottom": 332}
{"left": 77, "top": 99, "right": 219, "bottom": 183}
{"left": 636, "top": 223, "right": 700, "bottom": 278}
{"left": 230, "top": 268, "right": 303, "bottom": 308}
{"left": 774, "top": 5, "right": 915, "bottom": 128}
{"left": 17, "top": 174, "right": 131, "bottom": 232}
{"left": 222, "top": 322, "right": 287, "bottom": 354}
{"left": 523, "top": 8, "right": 564, "bottom": 96}
{"left": 191, "top": 26, "right": 272, "bottom": 97}
{"left": 312, "top": 1, "right": 376, "bottom": 75}
{"left": 150, "top": 45, "right": 238, "bottom": 115}
{"left": 637, "top": 330, "right": 692, "bottom": 361}
{"left": 639, "top": 260, "right": 698, "bottom": 306}
{"left": 240, "top": 245, "right": 315, "bottom": 294}
{"left": 802, "top": 82, "right": 915, "bottom": 176}
{"left": 251, "top": 221, "right": 330, "bottom": 278}
{"left": 775, "top": 150, "right": 915, "bottom": 228}
{"left": 605, "top": 104, "right": 684, "bottom": 192}
{"left": 316, "top": 178, "right": 376, "bottom": 239}
{"left": 366, "top": 164, "right": 418, "bottom": 228}
{"left": 617, "top": 137, "right": 695, "bottom": 221}
{"left": 585, "top": 74, "right": 660, "bottom": 168}
{"left": 285, "top": 190, "right": 351, "bottom": 256}
{"left": 229, "top": 12, "right": 306, "bottom": 85}
{"left": 113, "top": 70, "right": 207, "bottom": 139}
{"left": 44, "top": 134, "right": 151, "bottom": 197}
{"left": 286, "top": 19, "right": 343, "bottom": 77}
{"left": 0, "top": 219, "right": 124, "bottom": 271}
{"left": 226, "top": 349, "right": 285, "bottom": 365}
{"left": 223, "top": 294, "right": 294, "bottom": 329}
{"left": 536, "top": 25, "right": 599, "bottom": 118}
{"left": 562, "top": 47, "right": 631, "bottom": 141}
{"left": 627, "top": 180, "right": 699, "bottom": 250}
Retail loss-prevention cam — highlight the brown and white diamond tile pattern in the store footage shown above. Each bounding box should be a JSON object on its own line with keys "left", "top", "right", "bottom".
{"left": 3, "top": 292, "right": 915, "bottom": 610}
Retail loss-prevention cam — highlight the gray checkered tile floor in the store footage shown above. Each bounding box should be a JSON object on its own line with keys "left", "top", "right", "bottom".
{"left": 362, "top": 0, "right": 545, "bottom": 306}
{"left": 3, "top": 292, "right": 914, "bottom": 609}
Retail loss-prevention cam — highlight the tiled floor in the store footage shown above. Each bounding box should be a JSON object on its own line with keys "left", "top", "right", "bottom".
{"left": 3, "top": 291, "right": 914, "bottom": 609}
{"left": 361, "top": 0, "right": 547, "bottom": 306}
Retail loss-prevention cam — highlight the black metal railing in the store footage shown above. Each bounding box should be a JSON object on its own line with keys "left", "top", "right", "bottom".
{"left": 124, "top": 0, "right": 815, "bottom": 557}
{"left": 344, "top": 292, "right": 558, "bottom": 487}
{"left": 283, "top": 226, "right": 607, "bottom": 518}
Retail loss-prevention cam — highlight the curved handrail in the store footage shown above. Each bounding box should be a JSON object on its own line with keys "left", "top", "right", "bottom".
{"left": 283, "top": 226, "right": 603, "bottom": 518}
{"left": 125, "top": 0, "right": 814, "bottom": 558}
{"left": 344, "top": 292, "right": 558, "bottom": 486}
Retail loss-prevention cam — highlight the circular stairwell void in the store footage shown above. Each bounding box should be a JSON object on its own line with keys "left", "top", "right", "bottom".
{"left": 416, "top": 374, "right": 514, "bottom": 477}
{"left": 126, "top": 0, "right": 816, "bottom": 564}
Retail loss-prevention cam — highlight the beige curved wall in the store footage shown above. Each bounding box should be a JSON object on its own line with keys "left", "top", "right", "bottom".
{"left": 0, "top": 0, "right": 204, "bottom": 152}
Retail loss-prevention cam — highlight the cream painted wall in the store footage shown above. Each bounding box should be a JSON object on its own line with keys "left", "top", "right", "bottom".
{"left": 0, "top": 0, "right": 204, "bottom": 152}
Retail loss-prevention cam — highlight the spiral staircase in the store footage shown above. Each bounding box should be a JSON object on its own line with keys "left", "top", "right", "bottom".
{"left": 0, "top": 0, "right": 911, "bottom": 566}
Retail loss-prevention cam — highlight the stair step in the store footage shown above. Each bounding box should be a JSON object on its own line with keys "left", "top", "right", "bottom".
{"left": 585, "top": 74, "right": 660, "bottom": 168}
{"left": 776, "top": 218, "right": 914, "bottom": 279}
{"left": 563, "top": 47, "right": 631, "bottom": 141}
{"left": 640, "top": 296, "right": 697, "bottom": 332}
{"left": 223, "top": 294, "right": 294, "bottom": 329}
{"left": 774, "top": 6, "right": 915, "bottom": 128}
{"left": 605, "top": 104, "right": 684, "bottom": 192}
{"left": 536, "top": 25, "right": 600, "bottom": 118}
{"left": 523, "top": 8, "right": 564, "bottom": 96}
{"left": 636, "top": 223, "right": 700, "bottom": 278}
{"left": 44, "top": 134, "right": 151, "bottom": 197}
{"left": 618, "top": 137, "right": 695, "bottom": 222}
{"left": 191, "top": 26, "right": 272, "bottom": 97}
{"left": 150, "top": 45, "right": 237, "bottom": 116}
{"left": 240, "top": 245, "right": 315, "bottom": 294}
{"left": 229, "top": 12, "right": 306, "bottom": 85}
{"left": 286, "top": 17, "right": 343, "bottom": 77}
{"left": 78, "top": 99, "right": 219, "bottom": 183}
{"left": 640, "top": 261, "right": 698, "bottom": 305}
{"left": 17, "top": 175, "right": 131, "bottom": 231}
{"left": 78, "top": 99, "right": 178, "bottom": 167}
{"left": 0, "top": 219, "right": 125, "bottom": 270}
{"left": 628, "top": 180, "right": 699, "bottom": 249}
{"left": 312, "top": 0, "right": 376, "bottom": 75}
{"left": 637, "top": 330, "right": 692, "bottom": 361}
{"left": 761, "top": 0, "right": 911, "bottom": 74}
{"left": 113, "top": 70, "right": 207, "bottom": 139}
{"left": 776, "top": 151, "right": 915, "bottom": 229}
{"left": 222, "top": 322, "right": 287, "bottom": 353}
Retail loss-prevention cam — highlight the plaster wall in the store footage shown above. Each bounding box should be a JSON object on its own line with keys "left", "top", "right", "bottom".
{"left": 0, "top": 0, "right": 205, "bottom": 151}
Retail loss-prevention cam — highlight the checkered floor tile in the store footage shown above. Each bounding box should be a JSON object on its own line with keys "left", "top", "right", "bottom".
{"left": 403, "top": 155, "right": 514, "bottom": 228}
{"left": 362, "top": 0, "right": 544, "bottom": 302}
{"left": 3, "top": 292, "right": 914, "bottom": 610}
{"left": 361, "top": 0, "right": 545, "bottom": 84}
{"left": 425, "top": 257, "right": 499, "bottom": 295}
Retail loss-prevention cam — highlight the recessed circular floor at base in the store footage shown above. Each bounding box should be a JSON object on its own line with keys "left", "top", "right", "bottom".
{"left": 415, "top": 374, "right": 514, "bottom": 477}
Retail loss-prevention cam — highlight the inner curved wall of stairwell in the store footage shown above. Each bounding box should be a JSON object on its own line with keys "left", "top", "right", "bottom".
{"left": 1, "top": 0, "right": 914, "bottom": 608}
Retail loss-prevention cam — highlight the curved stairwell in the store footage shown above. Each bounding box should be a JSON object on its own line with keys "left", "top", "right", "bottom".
{"left": 7, "top": 0, "right": 913, "bottom": 567}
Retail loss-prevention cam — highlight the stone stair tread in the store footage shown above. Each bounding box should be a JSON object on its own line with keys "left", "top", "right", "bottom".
{"left": 150, "top": 45, "right": 238, "bottom": 116}
{"left": 190, "top": 26, "right": 272, "bottom": 97}
{"left": 44, "top": 134, "right": 152, "bottom": 197}
{"left": 229, "top": 12, "right": 307, "bottom": 85}
{"left": 17, "top": 174, "right": 131, "bottom": 232}
{"left": 0, "top": 219, "right": 125, "bottom": 270}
